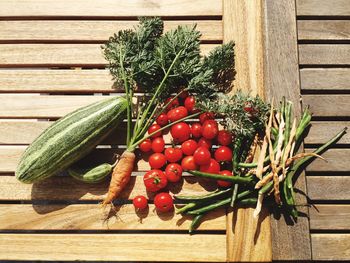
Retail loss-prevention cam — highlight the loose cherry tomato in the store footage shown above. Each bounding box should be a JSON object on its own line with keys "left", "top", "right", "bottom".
{"left": 181, "top": 156, "right": 199, "bottom": 171}
{"left": 148, "top": 124, "right": 162, "bottom": 138}
{"left": 244, "top": 102, "right": 258, "bottom": 118}
{"left": 217, "top": 130, "right": 232, "bottom": 146}
{"left": 190, "top": 123, "right": 202, "bottom": 138}
{"left": 154, "top": 192, "right": 174, "bottom": 212}
{"left": 143, "top": 169, "right": 167, "bottom": 192}
{"left": 193, "top": 146, "right": 211, "bottom": 166}
{"left": 165, "top": 97, "right": 180, "bottom": 111}
{"left": 214, "top": 146, "right": 233, "bottom": 162}
{"left": 139, "top": 139, "right": 152, "bottom": 152}
{"left": 200, "top": 158, "right": 220, "bottom": 174}
{"left": 217, "top": 170, "right": 233, "bottom": 188}
{"left": 165, "top": 163, "right": 183, "bottom": 183}
{"left": 156, "top": 113, "right": 169, "bottom": 126}
{"left": 184, "top": 96, "right": 196, "bottom": 113}
{"left": 199, "top": 112, "right": 215, "bottom": 124}
{"left": 181, "top": 139, "right": 198, "bottom": 156}
{"left": 164, "top": 147, "right": 183, "bottom": 163}
{"left": 170, "top": 122, "right": 191, "bottom": 142}
{"left": 202, "top": 120, "right": 219, "bottom": 140}
{"left": 179, "top": 90, "right": 189, "bottom": 99}
{"left": 167, "top": 106, "right": 188, "bottom": 123}
{"left": 149, "top": 153, "right": 167, "bottom": 169}
{"left": 197, "top": 137, "right": 212, "bottom": 149}
{"left": 133, "top": 195, "right": 148, "bottom": 210}
{"left": 151, "top": 137, "right": 165, "bottom": 153}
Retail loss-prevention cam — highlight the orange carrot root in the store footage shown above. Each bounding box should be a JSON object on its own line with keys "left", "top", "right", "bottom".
{"left": 102, "top": 150, "right": 136, "bottom": 206}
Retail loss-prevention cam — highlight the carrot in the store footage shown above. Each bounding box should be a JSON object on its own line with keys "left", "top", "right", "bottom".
{"left": 102, "top": 151, "right": 136, "bottom": 206}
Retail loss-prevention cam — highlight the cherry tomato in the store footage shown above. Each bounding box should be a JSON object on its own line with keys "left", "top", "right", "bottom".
{"left": 165, "top": 97, "right": 180, "bottom": 111}
{"left": 179, "top": 90, "right": 189, "bottom": 99}
{"left": 193, "top": 146, "right": 211, "bottom": 166}
{"left": 214, "top": 146, "right": 233, "bottom": 162}
{"left": 139, "top": 139, "right": 152, "bottom": 152}
{"left": 148, "top": 124, "right": 162, "bottom": 138}
{"left": 190, "top": 123, "right": 202, "bottom": 138}
{"left": 167, "top": 106, "right": 188, "bottom": 123}
{"left": 149, "top": 153, "right": 167, "bottom": 169}
{"left": 156, "top": 113, "right": 169, "bottom": 127}
{"left": 181, "top": 156, "right": 199, "bottom": 171}
{"left": 217, "top": 130, "right": 232, "bottom": 146}
{"left": 143, "top": 169, "right": 167, "bottom": 192}
{"left": 154, "top": 192, "right": 174, "bottom": 212}
{"left": 133, "top": 195, "right": 148, "bottom": 210}
{"left": 199, "top": 112, "right": 215, "bottom": 124}
{"left": 181, "top": 139, "right": 198, "bottom": 156}
{"left": 244, "top": 102, "right": 257, "bottom": 118}
{"left": 197, "top": 137, "right": 212, "bottom": 149}
{"left": 202, "top": 120, "right": 219, "bottom": 140}
{"left": 165, "top": 163, "right": 183, "bottom": 183}
{"left": 200, "top": 158, "right": 220, "bottom": 174}
{"left": 217, "top": 170, "right": 233, "bottom": 188}
{"left": 170, "top": 122, "right": 191, "bottom": 142}
{"left": 184, "top": 96, "right": 196, "bottom": 113}
{"left": 151, "top": 137, "right": 165, "bottom": 153}
{"left": 164, "top": 147, "right": 183, "bottom": 163}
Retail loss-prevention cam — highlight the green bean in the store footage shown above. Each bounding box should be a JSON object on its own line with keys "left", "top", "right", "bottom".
{"left": 188, "top": 170, "right": 254, "bottom": 184}
{"left": 189, "top": 214, "right": 205, "bottom": 234}
{"left": 174, "top": 188, "right": 232, "bottom": 202}
{"left": 176, "top": 203, "right": 197, "bottom": 214}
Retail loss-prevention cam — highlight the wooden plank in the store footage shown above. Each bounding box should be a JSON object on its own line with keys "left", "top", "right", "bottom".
{"left": 262, "top": 0, "right": 311, "bottom": 260}
{"left": 306, "top": 149, "right": 350, "bottom": 172}
{"left": 0, "top": 0, "right": 222, "bottom": 17}
{"left": 0, "top": 20, "right": 222, "bottom": 42}
{"left": 0, "top": 204, "right": 225, "bottom": 231}
{"left": 310, "top": 205, "right": 350, "bottom": 230}
{"left": 299, "top": 44, "right": 350, "bottom": 65}
{"left": 311, "top": 234, "right": 350, "bottom": 261}
{"left": 296, "top": 0, "right": 350, "bottom": 16}
{"left": 0, "top": 44, "right": 217, "bottom": 67}
{"left": 0, "top": 233, "right": 226, "bottom": 262}
{"left": 305, "top": 121, "right": 350, "bottom": 145}
{"left": 303, "top": 95, "right": 350, "bottom": 117}
{"left": 298, "top": 20, "right": 350, "bottom": 41}
{"left": 300, "top": 68, "right": 350, "bottom": 90}
{"left": 307, "top": 176, "right": 350, "bottom": 200}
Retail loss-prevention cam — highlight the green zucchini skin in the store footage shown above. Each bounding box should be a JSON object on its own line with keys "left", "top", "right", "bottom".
{"left": 15, "top": 96, "right": 127, "bottom": 184}
{"left": 68, "top": 163, "right": 113, "bottom": 184}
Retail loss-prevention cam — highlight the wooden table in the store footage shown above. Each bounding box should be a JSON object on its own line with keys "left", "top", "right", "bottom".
{"left": 0, "top": 0, "right": 349, "bottom": 261}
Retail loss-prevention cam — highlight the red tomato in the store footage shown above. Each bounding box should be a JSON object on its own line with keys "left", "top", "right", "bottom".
{"left": 165, "top": 163, "right": 183, "bottom": 183}
{"left": 154, "top": 192, "right": 174, "bottom": 212}
{"left": 217, "top": 170, "right": 233, "bottom": 188}
{"left": 165, "top": 97, "right": 180, "bottom": 111}
{"left": 151, "top": 137, "right": 165, "bottom": 153}
{"left": 199, "top": 112, "right": 215, "bottom": 124}
{"left": 214, "top": 146, "right": 233, "bottom": 162}
{"left": 184, "top": 96, "right": 196, "bottom": 113}
{"left": 133, "top": 195, "right": 148, "bottom": 210}
{"left": 190, "top": 123, "right": 202, "bottom": 138}
{"left": 181, "top": 156, "right": 199, "bottom": 171}
{"left": 200, "top": 158, "right": 220, "bottom": 174}
{"left": 217, "top": 130, "right": 232, "bottom": 146}
{"left": 139, "top": 139, "right": 152, "bottom": 152}
{"left": 156, "top": 113, "right": 169, "bottom": 127}
{"left": 170, "top": 122, "right": 191, "bottom": 142}
{"left": 149, "top": 153, "right": 167, "bottom": 169}
{"left": 202, "top": 120, "right": 219, "bottom": 140}
{"left": 167, "top": 106, "right": 188, "bottom": 122}
{"left": 197, "top": 137, "right": 212, "bottom": 149}
{"left": 143, "top": 170, "right": 167, "bottom": 192}
{"left": 193, "top": 146, "right": 211, "bottom": 166}
{"left": 179, "top": 90, "right": 189, "bottom": 99}
{"left": 181, "top": 139, "right": 198, "bottom": 156}
{"left": 148, "top": 124, "right": 162, "bottom": 138}
{"left": 164, "top": 147, "right": 183, "bottom": 163}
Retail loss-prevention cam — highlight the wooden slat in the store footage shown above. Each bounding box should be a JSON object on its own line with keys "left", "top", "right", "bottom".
{"left": 298, "top": 20, "right": 350, "bottom": 41}
{"left": 305, "top": 121, "right": 350, "bottom": 145}
{"left": 300, "top": 68, "right": 350, "bottom": 90}
{"left": 306, "top": 149, "right": 350, "bottom": 172}
{"left": 307, "top": 176, "right": 350, "bottom": 200}
{"left": 0, "top": 233, "right": 226, "bottom": 262}
{"left": 310, "top": 205, "right": 350, "bottom": 230}
{"left": 299, "top": 44, "right": 350, "bottom": 65}
{"left": 311, "top": 234, "right": 350, "bottom": 261}
{"left": 296, "top": 0, "right": 350, "bottom": 16}
{"left": 0, "top": 0, "right": 222, "bottom": 17}
{"left": 0, "top": 44, "right": 217, "bottom": 67}
{"left": 0, "top": 204, "right": 225, "bottom": 231}
{"left": 303, "top": 95, "right": 350, "bottom": 117}
{"left": 0, "top": 20, "right": 222, "bottom": 42}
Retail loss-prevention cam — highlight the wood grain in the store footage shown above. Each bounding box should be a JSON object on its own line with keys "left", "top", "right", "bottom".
{"left": 304, "top": 121, "right": 350, "bottom": 145}
{"left": 306, "top": 148, "right": 350, "bottom": 172}
{"left": 296, "top": 0, "right": 350, "bottom": 16}
{"left": 300, "top": 68, "right": 350, "bottom": 90}
{"left": 299, "top": 44, "right": 350, "bottom": 65}
{"left": 0, "top": 0, "right": 222, "bottom": 17}
{"left": 0, "top": 233, "right": 226, "bottom": 262}
{"left": 310, "top": 205, "right": 350, "bottom": 230}
{"left": 307, "top": 176, "right": 350, "bottom": 200}
{"left": 303, "top": 95, "right": 350, "bottom": 117}
{"left": 298, "top": 20, "right": 350, "bottom": 41}
{"left": 311, "top": 234, "right": 350, "bottom": 260}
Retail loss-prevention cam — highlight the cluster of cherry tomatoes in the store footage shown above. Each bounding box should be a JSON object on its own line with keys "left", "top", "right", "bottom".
{"left": 132, "top": 92, "right": 234, "bottom": 213}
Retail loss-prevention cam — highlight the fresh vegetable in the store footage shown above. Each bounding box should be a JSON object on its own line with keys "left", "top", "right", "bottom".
{"left": 199, "top": 112, "right": 215, "bottom": 124}
{"left": 170, "top": 122, "right": 191, "bottom": 142}
{"left": 156, "top": 113, "right": 169, "bottom": 126}
{"left": 149, "top": 153, "right": 167, "bottom": 169}
{"left": 217, "top": 170, "right": 233, "bottom": 188}
{"left": 197, "top": 137, "right": 212, "bottom": 149}
{"left": 67, "top": 161, "right": 116, "bottom": 184}
{"left": 199, "top": 158, "right": 220, "bottom": 173}
{"left": 193, "top": 146, "right": 211, "bottom": 165}
{"left": 214, "top": 146, "right": 233, "bottom": 162}
{"left": 201, "top": 120, "right": 219, "bottom": 139}
{"left": 165, "top": 163, "right": 183, "bottom": 183}
{"left": 181, "top": 156, "right": 198, "bottom": 171}
{"left": 133, "top": 195, "right": 148, "bottom": 210}
{"left": 184, "top": 96, "right": 196, "bottom": 113}
{"left": 139, "top": 139, "right": 152, "bottom": 152}
{"left": 190, "top": 123, "right": 202, "bottom": 138}
{"left": 148, "top": 124, "right": 162, "bottom": 138}
{"left": 151, "top": 137, "right": 165, "bottom": 153}
{"left": 217, "top": 130, "right": 232, "bottom": 146}
{"left": 154, "top": 192, "right": 174, "bottom": 212}
{"left": 181, "top": 139, "right": 198, "bottom": 156}
{"left": 143, "top": 169, "right": 167, "bottom": 192}
{"left": 164, "top": 147, "right": 183, "bottom": 163}
{"left": 167, "top": 106, "right": 188, "bottom": 122}
{"left": 165, "top": 97, "right": 180, "bottom": 111}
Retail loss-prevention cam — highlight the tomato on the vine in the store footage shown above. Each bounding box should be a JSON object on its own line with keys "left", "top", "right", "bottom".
{"left": 170, "top": 122, "right": 191, "bottom": 142}
{"left": 165, "top": 163, "right": 183, "bottom": 183}
{"left": 154, "top": 192, "right": 174, "bottom": 212}
{"left": 200, "top": 158, "right": 220, "bottom": 174}
{"left": 184, "top": 96, "right": 196, "bottom": 113}
{"left": 165, "top": 97, "right": 180, "bottom": 111}
{"left": 164, "top": 147, "right": 183, "bottom": 163}
{"left": 199, "top": 112, "right": 215, "bottom": 124}
{"left": 214, "top": 146, "right": 233, "bottom": 162}
{"left": 133, "top": 195, "right": 148, "bottom": 210}
{"left": 181, "top": 139, "right": 198, "bottom": 156}
{"left": 139, "top": 139, "right": 152, "bottom": 152}
{"left": 217, "top": 130, "right": 232, "bottom": 146}
{"left": 217, "top": 170, "right": 233, "bottom": 188}
{"left": 202, "top": 120, "right": 219, "bottom": 140}
{"left": 181, "top": 156, "right": 198, "bottom": 171}
{"left": 197, "top": 137, "right": 212, "bottom": 149}
{"left": 143, "top": 170, "right": 167, "bottom": 192}
{"left": 190, "top": 123, "right": 202, "bottom": 138}
{"left": 193, "top": 146, "right": 211, "bottom": 166}
{"left": 151, "top": 137, "right": 165, "bottom": 153}
{"left": 156, "top": 113, "right": 169, "bottom": 127}
{"left": 149, "top": 153, "right": 167, "bottom": 169}
{"left": 148, "top": 124, "right": 162, "bottom": 138}
{"left": 167, "top": 106, "right": 188, "bottom": 122}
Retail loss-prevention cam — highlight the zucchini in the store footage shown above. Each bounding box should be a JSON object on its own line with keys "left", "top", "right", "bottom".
{"left": 68, "top": 161, "right": 117, "bottom": 184}
{"left": 16, "top": 96, "right": 127, "bottom": 183}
